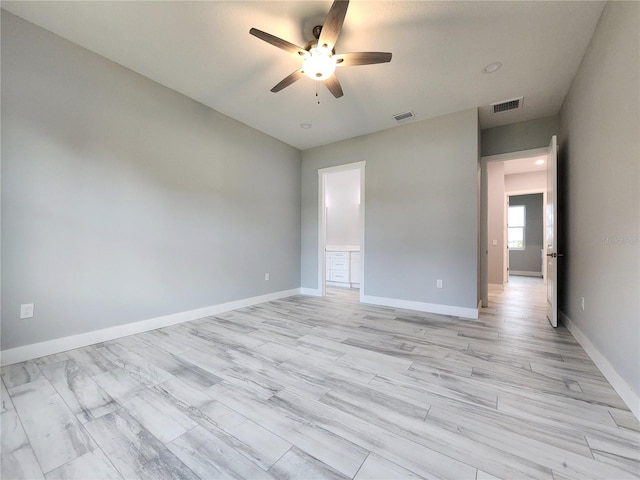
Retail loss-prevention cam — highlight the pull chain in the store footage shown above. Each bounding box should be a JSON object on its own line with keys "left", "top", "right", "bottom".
{"left": 316, "top": 82, "right": 320, "bottom": 104}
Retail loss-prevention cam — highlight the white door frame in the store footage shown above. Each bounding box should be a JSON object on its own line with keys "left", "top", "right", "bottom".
{"left": 480, "top": 147, "right": 547, "bottom": 307}
{"left": 505, "top": 189, "right": 548, "bottom": 283}
{"left": 318, "top": 161, "right": 366, "bottom": 300}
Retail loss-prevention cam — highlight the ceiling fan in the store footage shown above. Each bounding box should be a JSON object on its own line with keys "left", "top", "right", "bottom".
{"left": 249, "top": 0, "right": 392, "bottom": 98}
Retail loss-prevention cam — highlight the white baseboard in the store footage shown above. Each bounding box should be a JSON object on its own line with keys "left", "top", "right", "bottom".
{"left": 325, "top": 281, "right": 349, "bottom": 288}
{"left": 0, "top": 289, "right": 300, "bottom": 367}
{"left": 510, "top": 271, "right": 543, "bottom": 277}
{"left": 560, "top": 311, "right": 640, "bottom": 421}
{"left": 361, "top": 294, "right": 478, "bottom": 320}
{"left": 299, "top": 288, "right": 322, "bottom": 296}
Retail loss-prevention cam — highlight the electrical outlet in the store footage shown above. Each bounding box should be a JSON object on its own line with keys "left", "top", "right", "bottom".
{"left": 20, "top": 303, "right": 34, "bottom": 319}
{"left": 265, "top": 273, "right": 270, "bottom": 281}
{"left": 581, "top": 297, "right": 585, "bottom": 311}
{"left": 436, "top": 279, "right": 443, "bottom": 289}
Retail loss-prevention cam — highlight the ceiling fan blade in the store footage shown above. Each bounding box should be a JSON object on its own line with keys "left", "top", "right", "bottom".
{"left": 318, "top": 0, "right": 349, "bottom": 50}
{"left": 271, "top": 69, "right": 305, "bottom": 93}
{"left": 250, "top": 28, "right": 307, "bottom": 56}
{"left": 334, "top": 52, "right": 392, "bottom": 67}
{"left": 324, "top": 74, "right": 344, "bottom": 98}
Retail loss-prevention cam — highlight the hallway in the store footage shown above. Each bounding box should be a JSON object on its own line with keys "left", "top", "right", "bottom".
{"left": 485, "top": 275, "right": 547, "bottom": 327}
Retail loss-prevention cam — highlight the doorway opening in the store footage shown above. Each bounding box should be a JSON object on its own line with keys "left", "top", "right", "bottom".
{"left": 481, "top": 146, "right": 548, "bottom": 307}
{"left": 481, "top": 137, "right": 558, "bottom": 327}
{"left": 317, "top": 162, "right": 365, "bottom": 300}
{"left": 507, "top": 193, "right": 545, "bottom": 281}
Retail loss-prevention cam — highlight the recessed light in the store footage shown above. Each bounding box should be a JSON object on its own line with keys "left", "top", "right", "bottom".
{"left": 300, "top": 123, "right": 312, "bottom": 129}
{"left": 482, "top": 62, "right": 502, "bottom": 74}
{"left": 535, "top": 159, "right": 545, "bottom": 165}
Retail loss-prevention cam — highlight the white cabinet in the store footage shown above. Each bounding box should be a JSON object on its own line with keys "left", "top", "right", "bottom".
{"left": 326, "top": 249, "right": 360, "bottom": 288}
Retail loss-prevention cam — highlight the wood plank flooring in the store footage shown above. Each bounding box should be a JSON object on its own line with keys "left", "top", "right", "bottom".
{"left": 2, "top": 278, "right": 639, "bottom": 479}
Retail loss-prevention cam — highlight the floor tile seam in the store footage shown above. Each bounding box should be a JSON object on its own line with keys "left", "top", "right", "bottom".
{"left": 470, "top": 339, "right": 584, "bottom": 362}
{"left": 349, "top": 451, "right": 371, "bottom": 480}
{"left": 494, "top": 402, "right": 637, "bottom": 441}
{"left": 264, "top": 444, "right": 295, "bottom": 474}
{"left": 276, "top": 386, "right": 482, "bottom": 479}
{"left": 3, "top": 360, "right": 47, "bottom": 392}
{"left": 468, "top": 366, "right": 601, "bottom": 399}
{"left": 366, "top": 372, "right": 484, "bottom": 412}
{"left": 385, "top": 371, "right": 499, "bottom": 410}
{"left": 486, "top": 378, "right": 621, "bottom": 413}
{"left": 69, "top": 423, "right": 129, "bottom": 479}
{"left": 1, "top": 376, "right": 16, "bottom": 412}
{"left": 417, "top": 417, "right": 557, "bottom": 480}
{"left": 317, "top": 385, "right": 429, "bottom": 425}
{"left": 105, "top": 403, "right": 201, "bottom": 477}
{"left": 3, "top": 396, "right": 47, "bottom": 478}
{"left": 192, "top": 417, "right": 285, "bottom": 473}
{"left": 606, "top": 410, "right": 640, "bottom": 433}
{"left": 423, "top": 406, "right": 598, "bottom": 478}
{"left": 212, "top": 394, "right": 303, "bottom": 459}
{"left": 426, "top": 399, "right": 600, "bottom": 457}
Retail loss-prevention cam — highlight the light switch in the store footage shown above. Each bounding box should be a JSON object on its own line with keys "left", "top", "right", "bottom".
{"left": 492, "top": 239, "right": 498, "bottom": 246}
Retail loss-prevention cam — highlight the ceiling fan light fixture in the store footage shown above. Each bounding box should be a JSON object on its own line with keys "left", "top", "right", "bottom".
{"left": 302, "top": 45, "right": 336, "bottom": 80}
{"left": 249, "top": 0, "right": 392, "bottom": 98}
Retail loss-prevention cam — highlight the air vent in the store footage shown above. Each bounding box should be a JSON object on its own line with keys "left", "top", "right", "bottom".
{"left": 393, "top": 111, "right": 415, "bottom": 122}
{"left": 491, "top": 97, "right": 523, "bottom": 114}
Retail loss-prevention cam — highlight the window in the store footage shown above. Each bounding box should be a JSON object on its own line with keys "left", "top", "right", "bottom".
{"left": 508, "top": 205, "right": 526, "bottom": 250}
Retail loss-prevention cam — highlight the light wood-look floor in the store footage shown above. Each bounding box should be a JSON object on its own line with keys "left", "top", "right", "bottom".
{"left": 2, "top": 278, "right": 639, "bottom": 479}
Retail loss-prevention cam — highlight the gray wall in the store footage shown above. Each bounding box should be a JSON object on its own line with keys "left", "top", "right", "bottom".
{"left": 509, "top": 194, "right": 543, "bottom": 274}
{"left": 302, "top": 109, "right": 479, "bottom": 309}
{"left": 487, "top": 162, "right": 505, "bottom": 285}
{"left": 558, "top": 2, "right": 639, "bottom": 395}
{"left": 1, "top": 12, "right": 302, "bottom": 350}
{"left": 482, "top": 115, "right": 559, "bottom": 157}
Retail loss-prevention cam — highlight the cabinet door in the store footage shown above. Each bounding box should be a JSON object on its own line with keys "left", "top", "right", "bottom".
{"left": 330, "top": 270, "right": 349, "bottom": 282}
{"left": 350, "top": 257, "right": 361, "bottom": 284}
{"left": 331, "top": 259, "right": 349, "bottom": 271}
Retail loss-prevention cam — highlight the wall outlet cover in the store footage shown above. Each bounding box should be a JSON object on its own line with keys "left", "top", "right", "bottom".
{"left": 20, "top": 303, "right": 34, "bottom": 319}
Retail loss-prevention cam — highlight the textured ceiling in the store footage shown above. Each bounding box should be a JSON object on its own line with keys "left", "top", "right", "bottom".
{"left": 2, "top": 1, "right": 606, "bottom": 150}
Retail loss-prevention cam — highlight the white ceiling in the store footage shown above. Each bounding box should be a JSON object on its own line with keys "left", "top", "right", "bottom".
{"left": 2, "top": 1, "right": 605, "bottom": 150}
{"left": 504, "top": 156, "right": 548, "bottom": 176}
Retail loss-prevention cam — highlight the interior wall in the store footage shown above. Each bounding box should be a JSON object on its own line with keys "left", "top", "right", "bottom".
{"left": 1, "top": 12, "right": 302, "bottom": 350}
{"left": 559, "top": 1, "right": 640, "bottom": 397}
{"left": 325, "top": 169, "right": 361, "bottom": 247}
{"left": 508, "top": 194, "right": 543, "bottom": 275}
{"left": 481, "top": 115, "right": 559, "bottom": 157}
{"left": 302, "top": 109, "right": 479, "bottom": 310}
{"left": 487, "top": 162, "right": 505, "bottom": 285}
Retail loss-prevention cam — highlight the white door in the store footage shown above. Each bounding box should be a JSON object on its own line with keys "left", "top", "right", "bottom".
{"left": 546, "top": 135, "right": 559, "bottom": 327}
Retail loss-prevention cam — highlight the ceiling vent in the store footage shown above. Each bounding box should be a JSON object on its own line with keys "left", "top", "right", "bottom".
{"left": 393, "top": 111, "right": 415, "bottom": 122}
{"left": 491, "top": 97, "right": 523, "bottom": 114}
